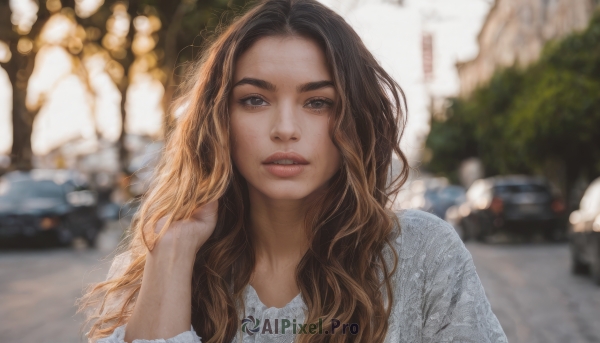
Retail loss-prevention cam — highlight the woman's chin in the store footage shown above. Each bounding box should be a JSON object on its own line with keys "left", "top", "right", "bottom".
{"left": 254, "top": 183, "right": 321, "bottom": 202}
{"left": 263, "top": 190, "right": 313, "bottom": 201}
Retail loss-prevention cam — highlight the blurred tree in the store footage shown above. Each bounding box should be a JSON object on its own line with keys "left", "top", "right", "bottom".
{"left": 425, "top": 8, "right": 600, "bottom": 206}
{"left": 0, "top": 0, "right": 248, "bottom": 171}
{"left": 425, "top": 99, "right": 478, "bottom": 185}
{"left": 426, "top": 67, "right": 529, "bottom": 180}
{"left": 0, "top": 0, "right": 50, "bottom": 170}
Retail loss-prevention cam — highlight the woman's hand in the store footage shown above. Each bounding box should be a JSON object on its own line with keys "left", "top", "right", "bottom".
{"left": 123, "top": 200, "right": 218, "bottom": 342}
{"left": 153, "top": 200, "right": 219, "bottom": 256}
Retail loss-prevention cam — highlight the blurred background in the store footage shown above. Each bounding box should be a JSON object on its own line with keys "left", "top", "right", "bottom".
{"left": 0, "top": 0, "right": 599, "bottom": 342}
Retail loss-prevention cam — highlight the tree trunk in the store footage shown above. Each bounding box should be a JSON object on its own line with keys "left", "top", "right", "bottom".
{"left": 116, "top": 0, "right": 139, "bottom": 173}
{"left": 2, "top": 3, "right": 50, "bottom": 171}
{"left": 7, "top": 43, "right": 35, "bottom": 171}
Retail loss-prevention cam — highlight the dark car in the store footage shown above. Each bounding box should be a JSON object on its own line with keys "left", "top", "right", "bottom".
{"left": 568, "top": 176, "right": 600, "bottom": 285}
{"left": 0, "top": 169, "right": 104, "bottom": 247}
{"left": 446, "top": 175, "right": 566, "bottom": 242}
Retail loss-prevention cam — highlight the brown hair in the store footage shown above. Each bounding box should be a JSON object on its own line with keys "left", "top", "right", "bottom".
{"left": 78, "top": 0, "right": 410, "bottom": 342}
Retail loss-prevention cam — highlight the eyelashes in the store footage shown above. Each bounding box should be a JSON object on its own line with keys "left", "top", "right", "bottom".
{"left": 238, "top": 95, "right": 334, "bottom": 113}
{"left": 304, "top": 98, "right": 334, "bottom": 112}
{"left": 239, "top": 95, "right": 268, "bottom": 108}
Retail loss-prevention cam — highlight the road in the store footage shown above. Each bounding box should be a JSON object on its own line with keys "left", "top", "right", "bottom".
{"left": 0, "top": 220, "right": 126, "bottom": 343}
{"left": 0, "top": 224, "right": 599, "bottom": 342}
{"left": 468, "top": 240, "right": 600, "bottom": 343}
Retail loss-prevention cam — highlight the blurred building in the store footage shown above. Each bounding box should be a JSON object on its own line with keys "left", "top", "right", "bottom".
{"left": 456, "top": 0, "right": 596, "bottom": 97}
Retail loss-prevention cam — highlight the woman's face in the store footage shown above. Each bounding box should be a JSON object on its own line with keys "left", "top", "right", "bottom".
{"left": 230, "top": 35, "right": 341, "bottom": 201}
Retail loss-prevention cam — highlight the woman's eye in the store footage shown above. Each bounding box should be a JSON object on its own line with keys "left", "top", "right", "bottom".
{"left": 241, "top": 96, "right": 268, "bottom": 107}
{"left": 305, "top": 98, "right": 333, "bottom": 111}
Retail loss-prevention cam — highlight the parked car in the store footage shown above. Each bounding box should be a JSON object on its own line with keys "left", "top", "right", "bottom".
{"left": 399, "top": 176, "right": 448, "bottom": 210}
{"left": 421, "top": 185, "right": 466, "bottom": 219}
{"left": 568, "top": 176, "right": 600, "bottom": 284}
{"left": 445, "top": 175, "right": 566, "bottom": 242}
{"left": 0, "top": 169, "right": 104, "bottom": 247}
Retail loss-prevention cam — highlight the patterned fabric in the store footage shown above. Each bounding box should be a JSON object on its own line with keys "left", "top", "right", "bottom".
{"left": 95, "top": 209, "right": 508, "bottom": 343}
{"left": 99, "top": 325, "right": 201, "bottom": 343}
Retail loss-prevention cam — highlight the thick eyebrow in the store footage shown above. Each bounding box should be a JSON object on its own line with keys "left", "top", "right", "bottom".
{"left": 233, "top": 78, "right": 276, "bottom": 91}
{"left": 297, "top": 80, "right": 334, "bottom": 93}
{"left": 232, "top": 78, "right": 334, "bottom": 93}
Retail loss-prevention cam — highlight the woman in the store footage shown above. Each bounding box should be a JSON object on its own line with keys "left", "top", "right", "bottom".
{"left": 78, "top": 0, "right": 508, "bottom": 342}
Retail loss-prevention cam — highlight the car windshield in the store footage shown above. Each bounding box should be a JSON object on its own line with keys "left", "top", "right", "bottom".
{"left": 0, "top": 179, "right": 64, "bottom": 200}
{"left": 495, "top": 183, "right": 549, "bottom": 194}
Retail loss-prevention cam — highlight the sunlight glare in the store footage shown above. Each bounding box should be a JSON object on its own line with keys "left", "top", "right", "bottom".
{"left": 31, "top": 74, "right": 97, "bottom": 156}
{"left": 75, "top": 0, "right": 105, "bottom": 19}
{"left": 84, "top": 53, "right": 123, "bottom": 142}
{"left": 9, "top": 0, "right": 39, "bottom": 34}
{"left": 125, "top": 73, "right": 164, "bottom": 139}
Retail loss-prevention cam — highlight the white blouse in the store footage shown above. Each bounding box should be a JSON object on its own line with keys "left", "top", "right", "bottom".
{"left": 93, "top": 209, "right": 508, "bottom": 343}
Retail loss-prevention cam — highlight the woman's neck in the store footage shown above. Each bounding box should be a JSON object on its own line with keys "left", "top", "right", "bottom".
{"left": 249, "top": 196, "right": 310, "bottom": 271}
{"left": 246, "top": 193, "right": 312, "bottom": 306}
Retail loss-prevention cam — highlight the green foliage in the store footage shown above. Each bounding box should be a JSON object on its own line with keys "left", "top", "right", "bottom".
{"left": 425, "top": 8, "right": 600, "bottom": 185}
{"left": 425, "top": 99, "right": 478, "bottom": 181}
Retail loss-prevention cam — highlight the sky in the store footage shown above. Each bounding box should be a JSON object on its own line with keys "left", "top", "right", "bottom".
{"left": 0, "top": 0, "right": 492, "bottom": 165}
{"left": 318, "top": 0, "right": 492, "bottom": 165}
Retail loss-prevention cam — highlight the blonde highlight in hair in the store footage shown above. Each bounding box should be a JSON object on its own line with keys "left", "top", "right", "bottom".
{"left": 78, "top": 1, "right": 411, "bottom": 342}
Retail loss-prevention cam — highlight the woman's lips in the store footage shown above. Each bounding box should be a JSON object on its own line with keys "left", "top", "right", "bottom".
{"left": 263, "top": 163, "right": 306, "bottom": 177}
{"left": 262, "top": 151, "right": 309, "bottom": 164}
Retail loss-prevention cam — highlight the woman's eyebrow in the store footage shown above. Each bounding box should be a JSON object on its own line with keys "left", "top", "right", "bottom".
{"left": 297, "top": 80, "right": 334, "bottom": 92}
{"left": 232, "top": 78, "right": 334, "bottom": 93}
{"left": 233, "top": 78, "right": 276, "bottom": 91}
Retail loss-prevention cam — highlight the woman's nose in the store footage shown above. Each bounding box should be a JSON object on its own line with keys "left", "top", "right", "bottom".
{"left": 270, "top": 101, "right": 300, "bottom": 142}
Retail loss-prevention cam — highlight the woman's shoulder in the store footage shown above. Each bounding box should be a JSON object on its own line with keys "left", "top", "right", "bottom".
{"left": 390, "top": 208, "right": 469, "bottom": 263}
{"left": 388, "top": 209, "right": 508, "bottom": 342}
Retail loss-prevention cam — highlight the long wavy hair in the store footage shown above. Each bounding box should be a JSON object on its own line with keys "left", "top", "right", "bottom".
{"left": 77, "top": 0, "right": 411, "bottom": 342}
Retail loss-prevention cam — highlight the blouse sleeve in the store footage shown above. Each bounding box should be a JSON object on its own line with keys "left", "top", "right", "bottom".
{"left": 96, "top": 323, "right": 202, "bottom": 343}
{"left": 420, "top": 221, "right": 508, "bottom": 343}
{"left": 91, "top": 251, "right": 203, "bottom": 343}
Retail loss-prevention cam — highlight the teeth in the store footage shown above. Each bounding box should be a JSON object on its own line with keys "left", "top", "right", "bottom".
{"left": 272, "top": 159, "right": 297, "bottom": 165}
